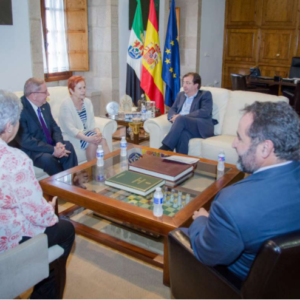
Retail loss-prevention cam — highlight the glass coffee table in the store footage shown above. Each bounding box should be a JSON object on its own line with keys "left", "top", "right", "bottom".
{"left": 40, "top": 145, "right": 244, "bottom": 285}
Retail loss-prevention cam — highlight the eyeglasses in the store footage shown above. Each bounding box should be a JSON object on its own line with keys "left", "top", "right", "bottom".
{"left": 32, "top": 91, "right": 48, "bottom": 95}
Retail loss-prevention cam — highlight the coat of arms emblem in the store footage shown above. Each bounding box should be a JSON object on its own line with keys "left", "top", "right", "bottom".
{"left": 143, "top": 43, "right": 161, "bottom": 69}
{"left": 128, "top": 40, "right": 144, "bottom": 59}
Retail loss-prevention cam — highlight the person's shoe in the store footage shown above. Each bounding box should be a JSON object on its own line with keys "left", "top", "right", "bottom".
{"left": 159, "top": 144, "right": 172, "bottom": 151}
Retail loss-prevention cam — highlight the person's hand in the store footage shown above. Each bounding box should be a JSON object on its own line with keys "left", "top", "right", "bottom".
{"left": 72, "top": 171, "right": 89, "bottom": 188}
{"left": 192, "top": 208, "right": 209, "bottom": 220}
{"left": 53, "top": 143, "right": 71, "bottom": 158}
{"left": 49, "top": 196, "right": 57, "bottom": 209}
{"left": 170, "top": 114, "right": 180, "bottom": 123}
{"left": 88, "top": 135, "right": 102, "bottom": 145}
{"left": 56, "top": 142, "right": 64, "bottom": 148}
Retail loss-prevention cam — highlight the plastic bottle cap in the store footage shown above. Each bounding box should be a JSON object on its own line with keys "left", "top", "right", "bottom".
{"left": 156, "top": 187, "right": 161, "bottom": 192}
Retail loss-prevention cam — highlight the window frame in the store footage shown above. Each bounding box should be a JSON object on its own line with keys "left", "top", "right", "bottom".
{"left": 40, "top": 0, "right": 73, "bottom": 82}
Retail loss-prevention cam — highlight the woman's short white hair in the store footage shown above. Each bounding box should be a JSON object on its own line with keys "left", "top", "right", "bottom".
{"left": 0, "top": 90, "right": 23, "bottom": 134}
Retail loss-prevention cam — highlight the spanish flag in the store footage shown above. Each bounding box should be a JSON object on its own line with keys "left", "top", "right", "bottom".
{"left": 141, "top": 0, "right": 164, "bottom": 114}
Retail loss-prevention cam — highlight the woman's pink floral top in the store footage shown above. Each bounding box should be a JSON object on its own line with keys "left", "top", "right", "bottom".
{"left": 0, "top": 138, "right": 58, "bottom": 253}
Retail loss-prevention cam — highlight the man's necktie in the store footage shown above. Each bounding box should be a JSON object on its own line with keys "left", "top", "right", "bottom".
{"left": 37, "top": 107, "right": 53, "bottom": 145}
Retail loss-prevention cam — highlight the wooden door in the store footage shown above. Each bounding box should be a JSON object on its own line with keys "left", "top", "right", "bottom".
{"left": 222, "top": 0, "right": 300, "bottom": 88}
{"left": 226, "top": 0, "right": 261, "bottom": 27}
{"left": 259, "top": 29, "right": 296, "bottom": 65}
{"left": 261, "top": 0, "right": 298, "bottom": 28}
{"left": 224, "top": 29, "right": 258, "bottom": 63}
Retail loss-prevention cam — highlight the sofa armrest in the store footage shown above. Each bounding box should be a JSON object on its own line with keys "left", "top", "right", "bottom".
{"left": 143, "top": 114, "right": 172, "bottom": 149}
{"left": 95, "top": 117, "right": 117, "bottom": 151}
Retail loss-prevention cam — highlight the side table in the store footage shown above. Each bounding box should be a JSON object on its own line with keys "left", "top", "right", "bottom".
{"left": 102, "top": 115, "right": 149, "bottom": 145}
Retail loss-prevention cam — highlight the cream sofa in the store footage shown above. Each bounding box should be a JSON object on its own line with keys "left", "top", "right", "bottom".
{"left": 144, "top": 87, "right": 288, "bottom": 165}
{"left": 14, "top": 87, "right": 117, "bottom": 180}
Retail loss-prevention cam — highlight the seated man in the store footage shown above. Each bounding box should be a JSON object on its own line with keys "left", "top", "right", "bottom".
{"left": 16, "top": 77, "right": 78, "bottom": 175}
{"left": 160, "top": 72, "right": 215, "bottom": 154}
{"left": 187, "top": 101, "right": 300, "bottom": 281}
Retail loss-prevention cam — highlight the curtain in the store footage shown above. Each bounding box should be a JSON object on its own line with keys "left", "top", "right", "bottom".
{"left": 44, "top": 0, "right": 69, "bottom": 73}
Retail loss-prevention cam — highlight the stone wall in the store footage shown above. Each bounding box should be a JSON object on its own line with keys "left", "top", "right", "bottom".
{"left": 28, "top": 0, "right": 44, "bottom": 79}
{"left": 76, "top": 0, "right": 119, "bottom": 116}
{"left": 176, "top": 0, "right": 202, "bottom": 77}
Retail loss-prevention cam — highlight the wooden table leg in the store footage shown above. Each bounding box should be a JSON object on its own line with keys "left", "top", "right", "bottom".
{"left": 163, "top": 237, "right": 170, "bottom": 286}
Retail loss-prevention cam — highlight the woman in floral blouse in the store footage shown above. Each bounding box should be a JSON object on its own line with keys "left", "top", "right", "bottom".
{"left": 0, "top": 90, "right": 75, "bottom": 299}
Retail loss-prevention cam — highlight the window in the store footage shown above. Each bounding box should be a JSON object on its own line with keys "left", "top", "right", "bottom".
{"left": 40, "top": 0, "right": 89, "bottom": 82}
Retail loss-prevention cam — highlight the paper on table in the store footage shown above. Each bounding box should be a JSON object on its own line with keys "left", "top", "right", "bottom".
{"left": 163, "top": 155, "right": 199, "bottom": 164}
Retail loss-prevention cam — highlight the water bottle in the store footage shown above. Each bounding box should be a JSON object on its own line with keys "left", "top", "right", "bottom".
{"left": 153, "top": 187, "right": 163, "bottom": 217}
{"left": 120, "top": 155, "right": 128, "bottom": 170}
{"left": 120, "top": 136, "right": 127, "bottom": 157}
{"left": 217, "top": 150, "right": 225, "bottom": 179}
{"left": 96, "top": 166, "right": 105, "bottom": 182}
{"left": 141, "top": 104, "right": 147, "bottom": 121}
{"left": 96, "top": 145, "right": 104, "bottom": 167}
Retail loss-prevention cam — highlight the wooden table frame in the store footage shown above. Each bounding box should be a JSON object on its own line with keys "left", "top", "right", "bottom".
{"left": 40, "top": 145, "right": 244, "bottom": 286}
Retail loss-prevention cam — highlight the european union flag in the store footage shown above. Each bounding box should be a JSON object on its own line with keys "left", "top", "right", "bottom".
{"left": 162, "top": 0, "right": 180, "bottom": 107}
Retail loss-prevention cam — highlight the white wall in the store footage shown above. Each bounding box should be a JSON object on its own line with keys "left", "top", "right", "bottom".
{"left": 118, "top": 0, "right": 167, "bottom": 98}
{"left": 0, "top": 0, "right": 32, "bottom": 92}
{"left": 199, "top": 0, "right": 226, "bottom": 87}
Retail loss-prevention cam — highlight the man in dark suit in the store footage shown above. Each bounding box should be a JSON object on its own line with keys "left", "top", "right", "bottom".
{"left": 160, "top": 72, "right": 215, "bottom": 154}
{"left": 187, "top": 101, "right": 300, "bottom": 281}
{"left": 16, "top": 77, "right": 78, "bottom": 175}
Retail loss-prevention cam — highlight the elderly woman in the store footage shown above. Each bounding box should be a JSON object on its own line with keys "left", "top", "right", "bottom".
{"left": 59, "top": 76, "right": 110, "bottom": 161}
{"left": 0, "top": 90, "right": 75, "bottom": 299}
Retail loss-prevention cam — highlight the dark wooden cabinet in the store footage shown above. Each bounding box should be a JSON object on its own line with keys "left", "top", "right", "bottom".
{"left": 222, "top": 0, "right": 300, "bottom": 89}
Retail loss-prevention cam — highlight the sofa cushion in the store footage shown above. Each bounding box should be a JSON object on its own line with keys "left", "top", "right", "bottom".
{"left": 222, "top": 91, "right": 288, "bottom": 136}
{"left": 46, "top": 86, "right": 70, "bottom": 119}
{"left": 201, "top": 135, "right": 237, "bottom": 165}
{"left": 188, "top": 138, "right": 202, "bottom": 157}
{"left": 202, "top": 87, "right": 229, "bottom": 136}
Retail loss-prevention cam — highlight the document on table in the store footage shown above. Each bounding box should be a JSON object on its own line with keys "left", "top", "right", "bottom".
{"left": 163, "top": 155, "right": 199, "bottom": 164}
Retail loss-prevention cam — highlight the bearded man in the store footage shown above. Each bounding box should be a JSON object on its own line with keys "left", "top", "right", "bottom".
{"left": 186, "top": 101, "right": 300, "bottom": 281}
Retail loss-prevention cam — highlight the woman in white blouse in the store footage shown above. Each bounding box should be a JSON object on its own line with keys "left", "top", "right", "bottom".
{"left": 0, "top": 90, "right": 75, "bottom": 298}
{"left": 59, "top": 76, "right": 110, "bottom": 161}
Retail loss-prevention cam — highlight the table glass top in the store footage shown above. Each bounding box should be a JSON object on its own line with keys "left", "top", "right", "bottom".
{"left": 56, "top": 148, "right": 231, "bottom": 217}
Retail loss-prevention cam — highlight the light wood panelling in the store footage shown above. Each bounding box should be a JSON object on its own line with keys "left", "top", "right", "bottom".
{"left": 226, "top": 0, "right": 260, "bottom": 27}
{"left": 222, "top": 0, "right": 300, "bottom": 88}
{"left": 259, "top": 29, "right": 296, "bottom": 65}
{"left": 261, "top": 0, "right": 297, "bottom": 28}
{"left": 65, "top": 0, "right": 89, "bottom": 71}
{"left": 224, "top": 29, "right": 258, "bottom": 62}
{"left": 259, "top": 65, "right": 290, "bottom": 77}
{"left": 65, "top": 0, "right": 86, "bottom": 10}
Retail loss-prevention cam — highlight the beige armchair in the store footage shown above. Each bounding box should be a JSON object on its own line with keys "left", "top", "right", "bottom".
{"left": 0, "top": 233, "right": 64, "bottom": 299}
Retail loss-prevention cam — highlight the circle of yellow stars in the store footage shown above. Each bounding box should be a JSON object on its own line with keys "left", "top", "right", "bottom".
{"left": 164, "top": 37, "right": 179, "bottom": 79}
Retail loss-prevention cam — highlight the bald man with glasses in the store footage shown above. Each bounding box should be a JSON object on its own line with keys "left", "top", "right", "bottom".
{"left": 15, "top": 77, "right": 78, "bottom": 175}
{"left": 160, "top": 72, "right": 216, "bottom": 154}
